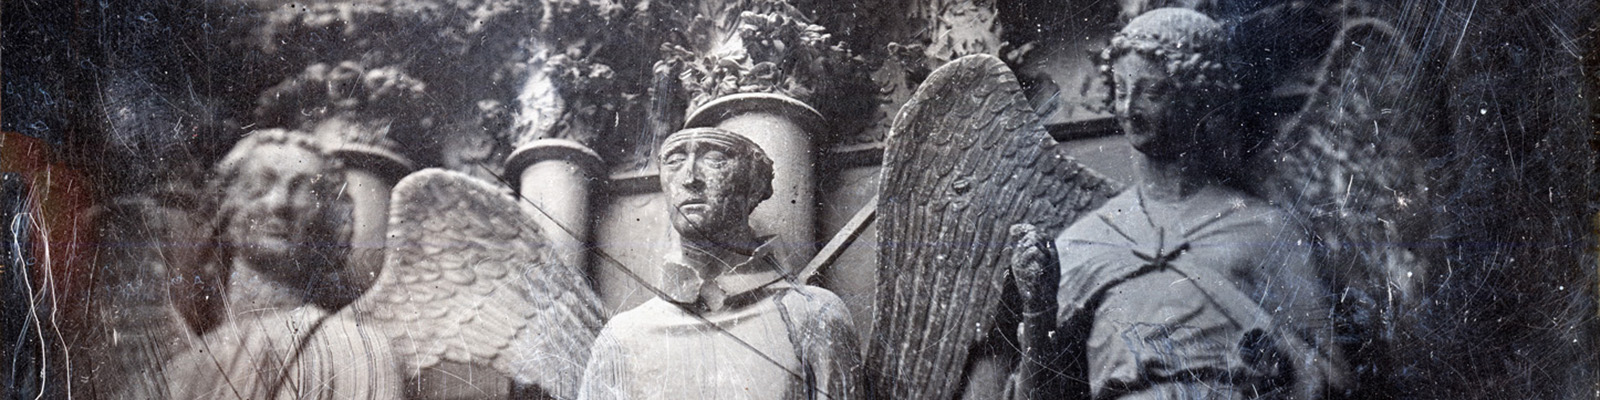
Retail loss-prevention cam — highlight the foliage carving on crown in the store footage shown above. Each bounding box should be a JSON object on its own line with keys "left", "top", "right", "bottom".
{"left": 254, "top": 61, "right": 431, "bottom": 155}
{"left": 652, "top": 0, "right": 868, "bottom": 130}
{"left": 507, "top": 0, "right": 627, "bottom": 149}
{"left": 256, "top": 0, "right": 627, "bottom": 161}
{"left": 855, "top": 0, "right": 1027, "bottom": 146}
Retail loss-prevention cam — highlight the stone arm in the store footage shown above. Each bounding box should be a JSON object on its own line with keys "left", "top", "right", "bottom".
{"left": 787, "top": 286, "right": 871, "bottom": 400}
{"left": 1006, "top": 224, "right": 1062, "bottom": 400}
{"left": 575, "top": 326, "right": 631, "bottom": 400}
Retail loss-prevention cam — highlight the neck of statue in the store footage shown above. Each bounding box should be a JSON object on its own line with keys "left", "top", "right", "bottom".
{"left": 679, "top": 224, "right": 761, "bottom": 277}
{"left": 226, "top": 258, "right": 317, "bottom": 314}
{"left": 1138, "top": 154, "right": 1220, "bottom": 203}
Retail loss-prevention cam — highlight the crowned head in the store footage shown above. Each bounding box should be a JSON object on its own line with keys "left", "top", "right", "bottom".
{"left": 658, "top": 127, "right": 775, "bottom": 242}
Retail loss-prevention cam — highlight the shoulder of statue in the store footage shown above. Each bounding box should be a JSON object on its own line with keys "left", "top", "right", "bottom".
{"left": 1196, "top": 189, "right": 1311, "bottom": 243}
{"left": 1059, "top": 189, "right": 1142, "bottom": 240}
{"left": 774, "top": 285, "right": 854, "bottom": 326}
{"left": 602, "top": 298, "right": 675, "bottom": 330}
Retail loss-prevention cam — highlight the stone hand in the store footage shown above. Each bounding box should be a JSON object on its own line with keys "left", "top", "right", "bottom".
{"left": 1009, "top": 223, "right": 1059, "bottom": 312}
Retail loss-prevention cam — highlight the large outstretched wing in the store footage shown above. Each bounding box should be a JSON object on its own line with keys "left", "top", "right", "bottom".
{"left": 1263, "top": 19, "right": 1431, "bottom": 393}
{"left": 868, "top": 54, "right": 1121, "bottom": 400}
{"left": 1266, "top": 19, "right": 1430, "bottom": 306}
{"left": 351, "top": 169, "right": 605, "bottom": 399}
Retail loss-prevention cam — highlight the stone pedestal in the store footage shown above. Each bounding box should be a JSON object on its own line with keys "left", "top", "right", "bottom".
{"left": 326, "top": 145, "right": 413, "bottom": 296}
{"left": 506, "top": 138, "right": 605, "bottom": 272}
{"left": 684, "top": 93, "right": 824, "bottom": 263}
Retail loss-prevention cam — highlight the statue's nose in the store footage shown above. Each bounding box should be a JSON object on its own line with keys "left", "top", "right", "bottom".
{"left": 1115, "top": 93, "right": 1139, "bottom": 117}
{"left": 680, "top": 171, "right": 706, "bottom": 192}
{"left": 261, "top": 184, "right": 295, "bottom": 216}
{"left": 671, "top": 162, "right": 706, "bottom": 192}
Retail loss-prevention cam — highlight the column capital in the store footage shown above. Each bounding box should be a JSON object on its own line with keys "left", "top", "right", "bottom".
{"left": 505, "top": 138, "right": 605, "bottom": 191}
{"left": 684, "top": 93, "right": 826, "bottom": 139}
{"left": 327, "top": 144, "right": 416, "bottom": 183}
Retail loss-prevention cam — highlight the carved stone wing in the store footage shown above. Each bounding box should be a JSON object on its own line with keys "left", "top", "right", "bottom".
{"left": 1263, "top": 20, "right": 1432, "bottom": 393}
{"left": 1265, "top": 19, "right": 1430, "bottom": 302}
{"left": 351, "top": 169, "right": 605, "bottom": 399}
{"left": 868, "top": 54, "right": 1121, "bottom": 400}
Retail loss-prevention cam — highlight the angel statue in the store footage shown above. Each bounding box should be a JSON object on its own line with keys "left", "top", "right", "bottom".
{"left": 1007, "top": 8, "right": 1368, "bottom": 400}
{"left": 162, "top": 129, "right": 604, "bottom": 400}
{"left": 162, "top": 130, "right": 403, "bottom": 399}
{"left": 870, "top": 4, "right": 1429, "bottom": 399}
{"left": 578, "top": 127, "right": 868, "bottom": 399}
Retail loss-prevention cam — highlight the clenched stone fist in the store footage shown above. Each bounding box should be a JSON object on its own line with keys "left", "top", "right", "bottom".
{"left": 1009, "top": 223, "right": 1059, "bottom": 313}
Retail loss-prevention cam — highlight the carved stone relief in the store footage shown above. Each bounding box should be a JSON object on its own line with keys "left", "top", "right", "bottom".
{"left": 1, "top": 0, "right": 1595, "bottom": 399}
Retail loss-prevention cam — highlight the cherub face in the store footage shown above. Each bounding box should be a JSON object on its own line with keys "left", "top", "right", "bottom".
{"left": 661, "top": 139, "right": 758, "bottom": 241}
{"left": 226, "top": 144, "right": 331, "bottom": 271}
{"left": 1113, "top": 53, "right": 1191, "bottom": 159}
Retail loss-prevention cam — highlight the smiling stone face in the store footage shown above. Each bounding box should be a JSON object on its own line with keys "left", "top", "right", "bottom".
{"left": 225, "top": 143, "right": 334, "bottom": 273}
{"left": 1103, "top": 8, "right": 1235, "bottom": 163}
{"left": 1112, "top": 52, "right": 1217, "bottom": 160}
{"left": 658, "top": 128, "right": 772, "bottom": 242}
{"left": 1113, "top": 52, "right": 1181, "bottom": 158}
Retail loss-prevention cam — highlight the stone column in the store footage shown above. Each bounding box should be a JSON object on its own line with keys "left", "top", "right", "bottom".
{"left": 684, "top": 93, "right": 824, "bottom": 261}
{"left": 504, "top": 138, "right": 605, "bottom": 271}
{"left": 323, "top": 138, "right": 414, "bottom": 292}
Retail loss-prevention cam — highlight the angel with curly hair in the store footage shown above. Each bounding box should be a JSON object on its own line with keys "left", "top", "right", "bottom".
{"left": 160, "top": 130, "right": 403, "bottom": 400}
{"left": 1009, "top": 8, "right": 1349, "bottom": 400}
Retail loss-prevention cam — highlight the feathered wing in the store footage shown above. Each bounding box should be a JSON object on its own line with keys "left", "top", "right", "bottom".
{"left": 1263, "top": 19, "right": 1432, "bottom": 393}
{"left": 1266, "top": 19, "right": 1430, "bottom": 309}
{"left": 868, "top": 54, "right": 1121, "bottom": 400}
{"left": 350, "top": 169, "right": 605, "bottom": 399}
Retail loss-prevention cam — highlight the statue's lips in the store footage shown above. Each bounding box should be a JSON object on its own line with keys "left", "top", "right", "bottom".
{"left": 1122, "top": 114, "right": 1150, "bottom": 132}
{"left": 249, "top": 230, "right": 291, "bottom": 247}
{"left": 677, "top": 202, "right": 711, "bottom": 214}
{"left": 250, "top": 219, "right": 290, "bottom": 239}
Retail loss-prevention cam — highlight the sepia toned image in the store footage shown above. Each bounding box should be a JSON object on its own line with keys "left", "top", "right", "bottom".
{"left": 2, "top": 0, "right": 1595, "bottom": 399}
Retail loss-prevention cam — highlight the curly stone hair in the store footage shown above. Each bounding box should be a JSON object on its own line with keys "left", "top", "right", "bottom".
{"left": 254, "top": 61, "right": 431, "bottom": 151}
{"left": 1099, "top": 8, "right": 1238, "bottom": 111}
{"left": 184, "top": 129, "right": 355, "bottom": 332}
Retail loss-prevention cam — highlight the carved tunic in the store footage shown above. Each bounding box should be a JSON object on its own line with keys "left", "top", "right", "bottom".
{"left": 164, "top": 304, "right": 402, "bottom": 400}
{"left": 578, "top": 239, "right": 867, "bottom": 400}
{"left": 1053, "top": 186, "right": 1337, "bottom": 400}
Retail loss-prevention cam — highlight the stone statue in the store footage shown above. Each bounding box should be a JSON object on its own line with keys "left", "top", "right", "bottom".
{"left": 578, "top": 127, "right": 868, "bottom": 400}
{"left": 866, "top": 53, "right": 1121, "bottom": 400}
{"left": 161, "top": 130, "right": 403, "bottom": 400}
{"left": 1009, "top": 8, "right": 1349, "bottom": 400}
{"left": 229, "top": 60, "right": 608, "bottom": 399}
{"left": 162, "top": 130, "right": 605, "bottom": 399}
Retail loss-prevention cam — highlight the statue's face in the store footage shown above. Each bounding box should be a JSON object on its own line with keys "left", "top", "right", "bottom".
{"left": 661, "top": 139, "right": 758, "bottom": 241}
{"left": 1113, "top": 53, "right": 1191, "bottom": 158}
{"left": 226, "top": 144, "right": 330, "bottom": 271}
